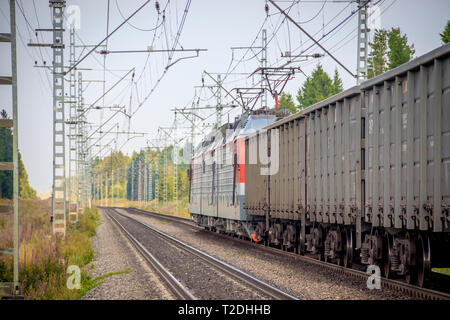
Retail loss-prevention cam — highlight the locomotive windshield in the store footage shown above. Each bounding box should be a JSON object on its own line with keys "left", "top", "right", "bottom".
{"left": 239, "top": 115, "right": 278, "bottom": 136}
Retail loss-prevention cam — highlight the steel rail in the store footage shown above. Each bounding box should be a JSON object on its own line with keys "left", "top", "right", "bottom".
{"left": 111, "top": 208, "right": 298, "bottom": 300}
{"left": 104, "top": 208, "right": 196, "bottom": 300}
{"left": 122, "top": 207, "right": 450, "bottom": 300}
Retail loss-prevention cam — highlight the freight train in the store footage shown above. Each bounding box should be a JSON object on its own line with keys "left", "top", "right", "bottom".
{"left": 189, "top": 44, "right": 450, "bottom": 287}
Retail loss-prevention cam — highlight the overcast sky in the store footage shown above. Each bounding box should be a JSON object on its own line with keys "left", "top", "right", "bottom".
{"left": 0, "top": 0, "right": 449, "bottom": 196}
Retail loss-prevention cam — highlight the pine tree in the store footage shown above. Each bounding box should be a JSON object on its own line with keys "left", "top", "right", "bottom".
{"left": 368, "top": 29, "right": 388, "bottom": 78}
{"left": 440, "top": 20, "right": 450, "bottom": 44}
{"left": 278, "top": 92, "right": 297, "bottom": 114}
{"left": 387, "top": 27, "right": 415, "bottom": 69}
{"left": 296, "top": 64, "right": 343, "bottom": 110}
{"left": 367, "top": 28, "right": 414, "bottom": 79}
{"left": 332, "top": 68, "right": 344, "bottom": 93}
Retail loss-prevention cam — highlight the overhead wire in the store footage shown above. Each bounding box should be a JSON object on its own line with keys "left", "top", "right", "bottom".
{"left": 115, "top": 0, "right": 165, "bottom": 32}
{"left": 130, "top": 0, "right": 192, "bottom": 118}
{"left": 0, "top": 4, "right": 51, "bottom": 95}
{"left": 16, "top": 0, "right": 52, "bottom": 92}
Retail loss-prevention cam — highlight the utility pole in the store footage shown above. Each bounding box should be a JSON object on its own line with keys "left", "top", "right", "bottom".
{"left": 158, "top": 126, "right": 184, "bottom": 203}
{"left": 163, "top": 143, "right": 168, "bottom": 203}
{"left": 144, "top": 150, "right": 148, "bottom": 205}
{"left": 200, "top": 72, "right": 240, "bottom": 128}
{"left": 50, "top": 0, "right": 67, "bottom": 236}
{"left": 148, "top": 150, "right": 153, "bottom": 202}
{"left": 191, "top": 99, "right": 197, "bottom": 156}
{"left": 68, "top": 26, "right": 78, "bottom": 223}
{"left": 173, "top": 113, "right": 178, "bottom": 203}
{"left": 28, "top": 3, "right": 70, "bottom": 226}
{"left": 0, "top": 0, "right": 20, "bottom": 297}
{"left": 356, "top": 0, "right": 370, "bottom": 84}
{"left": 261, "top": 29, "right": 268, "bottom": 108}
{"left": 77, "top": 71, "right": 85, "bottom": 213}
{"left": 216, "top": 75, "right": 223, "bottom": 127}
{"left": 138, "top": 155, "right": 142, "bottom": 207}
{"left": 131, "top": 160, "right": 134, "bottom": 202}
{"left": 155, "top": 152, "right": 159, "bottom": 203}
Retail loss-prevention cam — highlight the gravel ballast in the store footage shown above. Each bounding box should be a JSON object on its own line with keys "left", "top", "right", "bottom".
{"left": 116, "top": 208, "right": 413, "bottom": 300}
{"left": 109, "top": 210, "right": 269, "bottom": 300}
{"left": 82, "top": 208, "right": 174, "bottom": 300}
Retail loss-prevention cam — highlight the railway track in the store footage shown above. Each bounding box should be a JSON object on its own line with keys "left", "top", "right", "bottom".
{"left": 104, "top": 208, "right": 195, "bottom": 300}
{"left": 104, "top": 207, "right": 298, "bottom": 300}
{"left": 123, "top": 206, "right": 450, "bottom": 300}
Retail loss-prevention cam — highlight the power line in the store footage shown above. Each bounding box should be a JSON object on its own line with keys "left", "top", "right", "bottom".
{"left": 115, "top": 0, "right": 166, "bottom": 32}
{"left": 65, "top": 0, "right": 153, "bottom": 75}
{"left": 130, "top": 0, "right": 193, "bottom": 118}
{"left": 269, "top": 0, "right": 356, "bottom": 78}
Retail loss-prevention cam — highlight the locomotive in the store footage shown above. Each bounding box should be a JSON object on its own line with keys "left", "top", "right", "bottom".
{"left": 189, "top": 44, "right": 450, "bottom": 287}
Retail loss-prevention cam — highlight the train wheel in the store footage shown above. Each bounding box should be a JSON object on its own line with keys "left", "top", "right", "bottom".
{"left": 405, "top": 232, "right": 417, "bottom": 285}
{"left": 416, "top": 233, "right": 431, "bottom": 288}
{"left": 342, "top": 229, "right": 353, "bottom": 268}
{"left": 382, "top": 232, "right": 394, "bottom": 279}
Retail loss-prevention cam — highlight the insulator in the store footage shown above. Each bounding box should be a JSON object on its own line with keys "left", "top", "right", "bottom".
{"left": 265, "top": 3, "right": 269, "bottom": 16}
{"left": 155, "top": 1, "right": 160, "bottom": 13}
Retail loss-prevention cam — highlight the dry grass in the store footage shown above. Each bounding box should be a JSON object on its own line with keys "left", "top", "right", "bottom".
{"left": 0, "top": 199, "right": 100, "bottom": 299}
{"left": 95, "top": 198, "right": 190, "bottom": 219}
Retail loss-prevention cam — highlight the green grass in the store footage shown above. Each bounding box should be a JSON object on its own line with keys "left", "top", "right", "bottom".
{"left": 159, "top": 221, "right": 171, "bottom": 225}
{"left": 432, "top": 268, "right": 450, "bottom": 276}
{"left": 78, "top": 269, "right": 132, "bottom": 297}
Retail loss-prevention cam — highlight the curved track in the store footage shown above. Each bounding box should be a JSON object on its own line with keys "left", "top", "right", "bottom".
{"left": 106, "top": 207, "right": 298, "bottom": 300}
{"left": 123, "top": 207, "right": 450, "bottom": 300}
{"left": 104, "top": 208, "right": 196, "bottom": 300}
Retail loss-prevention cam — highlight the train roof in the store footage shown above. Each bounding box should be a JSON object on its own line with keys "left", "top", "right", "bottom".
{"left": 193, "top": 108, "right": 288, "bottom": 156}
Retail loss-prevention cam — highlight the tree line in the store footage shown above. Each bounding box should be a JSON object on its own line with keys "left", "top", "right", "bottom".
{"left": 91, "top": 147, "right": 190, "bottom": 203}
{"left": 0, "top": 109, "right": 37, "bottom": 199}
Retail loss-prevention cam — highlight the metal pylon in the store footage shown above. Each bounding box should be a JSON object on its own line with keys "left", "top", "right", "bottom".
{"left": 216, "top": 75, "right": 222, "bottom": 127}
{"left": 131, "top": 160, "right": 134, "bottom": 201}
{"left": 173, "top": 113, "right": 178, "bottom": 203}
{"left": 149, "top": 155, "right": 153, "bottom": 201}
{"left": 163, "top": 146, "right": 168, "bottom": 203}
{"left": 261, "top": 29, "right": 268, "bottom": 108}
{"left": 138, "top": 156, "right": 142, "bottom": 206}
{"left": 77, "top": 71, "right": 85, "bottom": 212}
{"left": 356, "top": 0, "right": 370, "bottom": 84}
{"left": 144, "top": 151, "right": 148, "bottom": 204}
{"left": 155, "top": 153, "right": 160, "bottom": 202}
{"left": 0, "top": 0, "right": 20, "bottom": 297}
{"left": 68, "top": 26, "right": 78, "bottom": 223}
{"left": 51, "top": 0, "right": 67, "bottom": 236}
